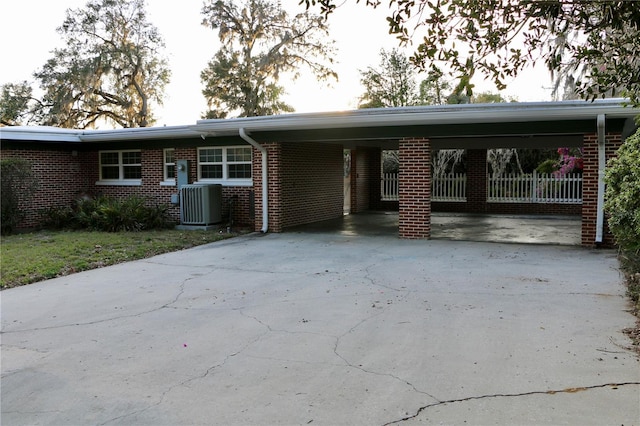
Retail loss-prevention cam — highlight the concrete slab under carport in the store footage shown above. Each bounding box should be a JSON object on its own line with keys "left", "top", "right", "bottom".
{"left": 289, "top": 211, "right": 582, "bottom": 245}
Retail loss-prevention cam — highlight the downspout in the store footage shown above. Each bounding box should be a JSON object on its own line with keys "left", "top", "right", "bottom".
{"left": 239, "top": 127, "right": 268, "bottom": 233}
{"left": 595, "top": 114, "right": 606, "bottom": 243}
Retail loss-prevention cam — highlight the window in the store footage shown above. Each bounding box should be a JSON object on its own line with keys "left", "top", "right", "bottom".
{"left": 198, "top": 146, "right": 252, "bottom": 184}
{"left": 99, "top": 150, "right": 141, "bottom": 183}
{"left": 164, "top": 149, "right": 175, "bottom": 181}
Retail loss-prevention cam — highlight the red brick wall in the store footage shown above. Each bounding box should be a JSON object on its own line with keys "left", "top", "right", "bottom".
{"left": 253, "top": 142, "right": 343, "bottom": 232}
{"left": 2, "top": 146, "right": 255, "bottom": 230}
{"left": 350, "top": 147, "right": 373, "bottom": 213}
{"left": 399, "top": 137, "right": 431, "bottom": 239}
{"left": 1, "top": 148, "right": 93, "bottom": 229}
{"left": 582, "top": 132, "right": 622, "bottom": 247}
{"left": 95, "top": 149, "right": 179, "bottom": 221}
{"left": 280, "top": 142, "right": 344, "bottom": 229}
{"left": 253, "top": 143, "right": 282, "bottom": 232}
{"left": 466, "top": 149, "right": 488, "bottom": 212}
{"left": 432, "top": 202, "right": 581, "bottom": 215}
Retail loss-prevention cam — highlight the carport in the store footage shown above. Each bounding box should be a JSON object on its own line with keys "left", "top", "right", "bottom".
{"left": 3, "top": 100, "right": 636, "bottom": 246}
{"left": 195, "top": 100, "right": 637, "bottom": 247}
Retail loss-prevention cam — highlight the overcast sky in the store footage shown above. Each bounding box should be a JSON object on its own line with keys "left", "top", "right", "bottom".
{"left": 1, "top": 0, "right": 555, "bottom": 128}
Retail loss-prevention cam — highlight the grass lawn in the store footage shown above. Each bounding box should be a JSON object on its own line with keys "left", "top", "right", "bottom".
{"left": 0, "top": 229, "right": 242, "bottom": 289}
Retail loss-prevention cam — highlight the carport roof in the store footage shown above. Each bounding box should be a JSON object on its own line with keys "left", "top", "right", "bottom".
{"left": 1, "top": 99, "right": 637, "bottom": 145}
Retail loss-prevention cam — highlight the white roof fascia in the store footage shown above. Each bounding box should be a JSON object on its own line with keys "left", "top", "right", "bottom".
{"left": 193, "top": 99, "right": 638, "bottom": 136}
{"left": 0, "top": 126, "right": 82, "bottom": 142}
{"left": 1, "top": 125, "right": 199, "bottom": 143}
{"left": 77, "top": 125, "right": 199, "bottom": 142}
{"left": 1, "top": 99, "right": 637, "bottom": 143}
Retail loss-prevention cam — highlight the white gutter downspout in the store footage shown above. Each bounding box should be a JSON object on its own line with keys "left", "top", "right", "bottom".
{"left": 239, "top": 128, "right": 268, "bottom": 233}
{"left": 595, "top": 114, "right": 606, "bottom": 243}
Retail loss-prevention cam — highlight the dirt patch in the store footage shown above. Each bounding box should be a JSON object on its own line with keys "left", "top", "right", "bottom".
{"left": 623, "top": 319, "right": 640, "bottom": 355}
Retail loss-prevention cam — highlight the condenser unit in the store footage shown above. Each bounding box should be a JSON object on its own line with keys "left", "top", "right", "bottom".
{"left": 180, "top": 184, "right": 222, "bottom": 225}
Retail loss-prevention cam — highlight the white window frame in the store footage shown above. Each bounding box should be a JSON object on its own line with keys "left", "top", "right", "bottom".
{"left": 161, "top": 148, "right": 176, "bottom": 186}
{"left": 97, "top": 150, "right": 142, "bottom": 186}
{"left": 197, "top": 146, "right": 252, "bottom": 186}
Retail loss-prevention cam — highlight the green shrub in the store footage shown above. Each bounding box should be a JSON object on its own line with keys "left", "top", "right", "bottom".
{"left": 605, "top": 128, "right": 640, "bottom": 314}
{"left": 605, "top": 128, "right": 640, "bottom": 254}
{"left": 41, "top": 195, "right": 175, "bottom": 232}
{"left": 1, "top": 158, "right": 38, "bottom": 235}
{"left": 40, "top": 205, "right": 76, "bottom": 229}
{"left": 536, "top": 158, "right": 557, "bottom": 174}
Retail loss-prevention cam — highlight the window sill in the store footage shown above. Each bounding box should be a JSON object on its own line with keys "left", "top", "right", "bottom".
{"left": 195, "top": 179, "right": 253, "bottom": 187}
{"left": 95, "top": 180, "right": 142, "bottom": 186}
{"left": 160, "top": 181, "right": 176, "bottom": 187}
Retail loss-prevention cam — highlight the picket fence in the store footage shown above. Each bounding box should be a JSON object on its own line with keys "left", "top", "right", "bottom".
{"left": 380, "top": 171, "right": 582, "bottom": 204}
{"left": 381, "top": 173, "right": 466, "bottom": 202}
{"left": 487, "top": 171, "right": 582, "bottom": 203}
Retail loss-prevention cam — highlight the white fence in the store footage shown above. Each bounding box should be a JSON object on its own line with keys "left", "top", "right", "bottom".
{"left": 381, "top": 171, "right": 582, "bottom": 204}
{"left": 381, "top": 173, "right": 399, "bottom": 201}
{"left": 432, "top": 174, "right": 467, "bottom": 202}
{"left": 381, "top": 173, "right": 466, "bottom": 202}
{"left": 488, "top": 171, "right": 582, "bottom": 204}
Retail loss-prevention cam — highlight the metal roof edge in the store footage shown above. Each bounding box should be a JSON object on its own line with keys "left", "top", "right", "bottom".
{"left": 0, "top": 124, "right": 201, "bottom": 143}
{"left": 77, "top": 125, "right": 199, "bottom": 142}
{"left": 193, "top": 99, "right": 638, "bottom": 135}
{"left": 1, "top": 99, "right": 637, "bottom": 143}
{"left": 0, "top": 126, "right": 83, "bottom": 142}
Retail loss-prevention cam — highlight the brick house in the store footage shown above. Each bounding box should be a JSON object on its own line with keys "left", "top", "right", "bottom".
{"left": 1, "top": 100, "right": 637, "bottom": 247}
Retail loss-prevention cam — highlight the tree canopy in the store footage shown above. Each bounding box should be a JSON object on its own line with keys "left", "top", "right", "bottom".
{"left": 201, "top": 0, "right": 337, "bottom": 118}
{"left": 0, "top": 82, "right": 39, "bottom": 127}
{"left": 302, "top": 0, "right": 640, "bottom": 106}
{"left": 358, "top": 48, "right": 420, "bottom": 108}
{"left": 2, "top": 0, "right": 170, "bottom": 128}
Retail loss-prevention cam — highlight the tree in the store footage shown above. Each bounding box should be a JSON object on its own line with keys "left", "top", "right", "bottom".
{"left": 0, "top": 82, "right": 41, "bottom": 126}
{"left": 358, "top": 48, "right": 420, "bottom": 108}
{"left": 302, "top": 0, "right": 640, "bottom": 107}
{"left": 418, "top": 67, "right": 452, "bottom": 106}
{"left": 33, "top": 0, "right": 170, "bottom": 128}
{"left": 201, "top": 0, "right": 337, "bottom": 118}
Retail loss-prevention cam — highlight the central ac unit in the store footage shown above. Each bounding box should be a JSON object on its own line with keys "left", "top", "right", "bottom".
{"left": 180, "top": 184, "right": 222, "bottom": 225}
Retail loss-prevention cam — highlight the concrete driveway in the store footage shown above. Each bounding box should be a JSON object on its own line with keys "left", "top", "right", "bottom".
{"left": 2, "top": 231, "right": 639, "bottom": 425}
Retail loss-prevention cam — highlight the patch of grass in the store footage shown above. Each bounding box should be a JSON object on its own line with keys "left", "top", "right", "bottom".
{"left": 0, "top": 229, "right": 245, "bottom": 289}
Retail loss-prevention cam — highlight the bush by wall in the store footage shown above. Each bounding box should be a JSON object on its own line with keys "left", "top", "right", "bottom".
{"left": 605, "top": 128, "right": 640, "bottom": 253}
{"left": 1, "top": 158, "right": 38, "bottom": 235}
{"left": 605, "top": 127, "right": 640, "bottom": 313}
{"left": 42, "top": 195, "right": 176, "bottom": 232}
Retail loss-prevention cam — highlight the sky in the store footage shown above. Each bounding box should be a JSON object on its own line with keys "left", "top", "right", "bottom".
{"left": 1, "top": 0, "right": 555, "bottom": 128}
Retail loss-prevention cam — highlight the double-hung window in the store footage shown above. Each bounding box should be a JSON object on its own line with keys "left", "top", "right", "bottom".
{"left": 98, "top": 150, "right": 141, "bottom": 185}
{"left": 163, "top": 148, "right": 176, "bottom": 183}
{"left": 198, "top": 146, "right": 252, "bottom": 185}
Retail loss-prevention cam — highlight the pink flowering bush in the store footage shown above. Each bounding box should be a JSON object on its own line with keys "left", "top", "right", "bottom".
{"left": 554, "top": 148, "right": 584, "bottom": 177}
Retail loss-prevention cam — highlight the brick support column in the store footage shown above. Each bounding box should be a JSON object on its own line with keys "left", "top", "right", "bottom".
{"left": 399, "top": 137, "right": 431, "bottom": 239}
{"left": 581, "top": 133, "right": 622, "bottom": 247}
{"left": 253, "top": 142, "right": 282, "bottom": 233}
{"left": 350, "top": 147, "right": 378, "bottom": 213}
{"left": 466, "top": 149, "right": 488, "bottom": 213}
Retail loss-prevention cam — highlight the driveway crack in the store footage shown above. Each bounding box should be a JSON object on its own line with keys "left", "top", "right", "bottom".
{"left": 332, "top": 301, "right": 439, "bottom": 402}
{"left": 99, "top": 310, "right": 270, "bottom": 425}
{"left": 382, "top": 382, "right": 640, "bottom": 425}
{"left": 2, "top": 275, "right": 197, "bottom": 334}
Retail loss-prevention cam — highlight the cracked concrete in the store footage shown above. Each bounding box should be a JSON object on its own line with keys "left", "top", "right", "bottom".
{"left": 2, "top": 229, "right": 639, "bottom": 425}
